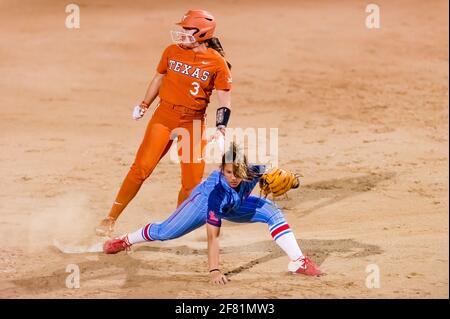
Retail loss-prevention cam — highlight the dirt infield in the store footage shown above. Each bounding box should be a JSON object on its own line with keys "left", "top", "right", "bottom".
{"left": 0, "top": 0, "right": 448, "bottom": 298}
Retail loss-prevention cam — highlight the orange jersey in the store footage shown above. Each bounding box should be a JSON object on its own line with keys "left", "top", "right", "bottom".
{"left": 157, "top": 44, "right": 232, "bottom": 110}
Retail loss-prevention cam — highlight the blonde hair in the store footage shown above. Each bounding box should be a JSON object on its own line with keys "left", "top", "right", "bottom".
{"left": 220, "top": 142, "right": 253, "bottom": 180}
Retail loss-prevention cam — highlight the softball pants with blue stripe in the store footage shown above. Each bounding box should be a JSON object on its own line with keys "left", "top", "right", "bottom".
{"left": 143, "top": 194, "right": 291, "bottom": 241}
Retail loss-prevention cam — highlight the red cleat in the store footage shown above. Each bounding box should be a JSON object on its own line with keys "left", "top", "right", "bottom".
{"left": 288, "top": 256, "right": 323, "bottom": 276}
{"left": 103, "top": 235, "right": 132, "bottom": 254}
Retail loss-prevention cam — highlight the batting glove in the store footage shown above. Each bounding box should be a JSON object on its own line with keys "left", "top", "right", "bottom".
{"left": 132, "top": 101, "right": 149, "bottom": 120}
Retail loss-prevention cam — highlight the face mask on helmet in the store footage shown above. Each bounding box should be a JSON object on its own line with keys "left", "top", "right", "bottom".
{"left": 170, "top": 28, "right": 197, "bottom": 45}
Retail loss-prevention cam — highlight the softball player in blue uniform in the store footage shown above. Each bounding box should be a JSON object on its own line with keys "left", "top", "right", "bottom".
{"left": 104, "top": 144, "right": 323, "bottom": 284}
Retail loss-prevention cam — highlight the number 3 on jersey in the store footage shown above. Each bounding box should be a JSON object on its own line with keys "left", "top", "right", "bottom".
{"left": 190, "top": 81, "right": 200, "bottom": 96}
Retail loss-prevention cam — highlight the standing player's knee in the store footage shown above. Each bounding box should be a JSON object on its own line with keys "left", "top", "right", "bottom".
{"left": 180, "top": 185, "right": 193, "bottom": 195}
{"left": 130, "top": 162, "right": 154, "bottom": 181}
{"left": 187, "top": 176, "right": 200, "bottom": 187}
{"left": 182, "top": 176, "right": 202, "bottom": 191}
{"left": 179, "top": 184, "right": 195, "bottom": 199}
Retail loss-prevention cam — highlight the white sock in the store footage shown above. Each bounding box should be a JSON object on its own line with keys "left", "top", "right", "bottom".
{"left": 270, "top": 222, "right": 303, "bottom": 261}
{"left": 275, "top": 232, "right": 304, "bottom": 261}
{"left": 126, "top": 223, "right": 152, "bottom": 244}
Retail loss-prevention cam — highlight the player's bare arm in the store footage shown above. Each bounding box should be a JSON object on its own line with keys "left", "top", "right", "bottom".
{"left": 143, "top": 72, "right": 165, "bottom": 107}
{"left": 217, "top": 89, "right": 231, "bottom": 110}
{"left": 207, "top": 223, "right": 228, "bottom": 285}
{"left": 133, "top": 72, "right": 165, "bottom": 120}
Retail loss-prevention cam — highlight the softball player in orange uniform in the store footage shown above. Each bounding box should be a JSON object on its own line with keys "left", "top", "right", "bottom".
{"left": 96, "top": 9, "right": 233, "bottom": 236}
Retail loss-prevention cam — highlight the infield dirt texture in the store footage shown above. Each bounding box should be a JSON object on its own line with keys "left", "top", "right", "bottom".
{"left": 0, "top": 0, "right": 448, "bottom": 298}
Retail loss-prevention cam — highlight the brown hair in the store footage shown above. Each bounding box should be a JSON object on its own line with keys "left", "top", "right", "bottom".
{"left": 206, "top": 37, "right": 232, "bottom": 70}
{"left": 220, "top": 142, "right": 255, "bottom": 180}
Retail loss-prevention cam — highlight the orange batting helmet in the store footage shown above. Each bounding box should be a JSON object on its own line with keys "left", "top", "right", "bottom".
{"left": 176, "top": 10, "right": 216, "bottom": 42}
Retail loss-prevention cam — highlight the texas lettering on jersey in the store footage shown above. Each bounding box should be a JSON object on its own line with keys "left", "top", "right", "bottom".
{"left": 157, "top": 44, "right": 232, "bottom": 109}
{"left": 168, "top": 59, "right": 211, "bottom": 82}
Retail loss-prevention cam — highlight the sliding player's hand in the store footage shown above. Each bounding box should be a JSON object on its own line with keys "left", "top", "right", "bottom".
{"left": 209, "top": 270, "right": 228, "bottom": 285}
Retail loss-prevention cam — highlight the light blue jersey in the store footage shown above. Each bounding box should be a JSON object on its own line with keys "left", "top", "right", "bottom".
{"left": 141, "top": 165, "right": 293, "bottom": 242}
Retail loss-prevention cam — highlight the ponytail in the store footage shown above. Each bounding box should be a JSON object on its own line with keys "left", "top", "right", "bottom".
{"left": 206, "top": 37, "right": 232, "bottom": 70}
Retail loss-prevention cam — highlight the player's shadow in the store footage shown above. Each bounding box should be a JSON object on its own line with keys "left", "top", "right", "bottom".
{"left": 267, "top": 171, "right": 395, "bottom": 218}
{"left": 9, "top": 238, "right": 381, "bottom": 294}
{"left": 133, "top": 238, "right": 382, "bottom": 277}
